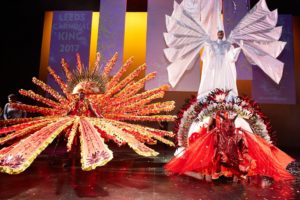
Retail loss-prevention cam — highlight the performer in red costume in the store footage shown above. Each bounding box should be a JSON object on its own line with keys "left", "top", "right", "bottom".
{"left": 165, "top": 110, "right": 294, "bottom": 182}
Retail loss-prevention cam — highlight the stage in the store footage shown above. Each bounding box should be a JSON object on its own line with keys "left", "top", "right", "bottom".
{"left": 0, "top": 142, "right": 299, "bottom": 200}
{"left": 0, "top": 1, "right": 300, "bottom": 199}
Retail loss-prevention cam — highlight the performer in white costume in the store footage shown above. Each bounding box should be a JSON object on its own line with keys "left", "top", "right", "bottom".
{"left": 198, "top": 30, "right": 241, "bottom": 99}
{"left": 164, "top": 0, "right": 286, "bottom": 100}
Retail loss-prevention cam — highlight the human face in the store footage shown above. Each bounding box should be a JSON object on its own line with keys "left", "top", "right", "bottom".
{"left": 79, "top": 92, "right": 85, "bottom": 100}
{"left": 8, "top": 97, "right": 16, "bottom": 103}
{"left": 217, "top": 31, "right": 224, "bottom": 40}
{"left": 222, "top": 119, "right": 235, "bottom": 135}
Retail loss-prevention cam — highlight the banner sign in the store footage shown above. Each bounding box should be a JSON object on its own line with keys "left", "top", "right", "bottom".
{"left": 97, "top": 0, "right": 127, "bottom": 74}
{"left": 48, "top": 11, "right": 92, "bottom": 90}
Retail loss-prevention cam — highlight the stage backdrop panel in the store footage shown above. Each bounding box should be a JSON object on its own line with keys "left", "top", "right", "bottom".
{"left": 97, "top": 0, "right": 127, "bottom": 74}
{"left": 223, "top": 0, "right": 252, "bottom": 80}
{"left": 252, "top": 15, "right": 296, "bottom": 104}
{"left": 47, "top": 11, "right": 92, "bottom": 90}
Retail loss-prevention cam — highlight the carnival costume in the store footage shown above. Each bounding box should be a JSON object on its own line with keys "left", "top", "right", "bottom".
{"left": 0, "top": 53, "right": 175, "bottom": 174}
{"left": 164, "top": 0, "right": 285, "bottom": 99}
{"left": 165, "top": 90, "right": 294, "bottom": 181}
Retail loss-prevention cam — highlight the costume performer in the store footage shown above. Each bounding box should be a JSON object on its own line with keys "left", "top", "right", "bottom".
{"left": 197, "top": 30, "right": 241, "bottom": 99}
{"left": 0, "top": 52, "right": 175, "bottom": 174}
{"left": 164, "top": 0, "right": 285, "bottom": 99}
{"left": 164, "top": 0, "right": 294, "bottom": 181}
{"left": 165, "top": 90, "right": 294, "bottom": 181}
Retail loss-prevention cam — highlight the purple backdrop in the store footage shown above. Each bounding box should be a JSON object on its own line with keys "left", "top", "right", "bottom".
{"left": 145, "top": 0, "right": 201, "bottom": 91}
{"left": 223, "top": 0, "right": 252, "bottom": 80}
{"left": 47, "top": 11, "right": 92, "bottom": 91}
{"left": 252, "top": 15, "right": 296, "bottom": 104}
{"left": 97, "top": 0, "right": 127, "bottom": 74}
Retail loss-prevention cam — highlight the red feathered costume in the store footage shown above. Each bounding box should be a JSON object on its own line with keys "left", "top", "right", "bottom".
{"left": 165, "top": 112, "right": 294, "bottom": 181}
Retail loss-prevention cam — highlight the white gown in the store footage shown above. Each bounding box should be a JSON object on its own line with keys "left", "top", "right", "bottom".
{"left": 198, "top": 40, "right": 241, "bottom": 99}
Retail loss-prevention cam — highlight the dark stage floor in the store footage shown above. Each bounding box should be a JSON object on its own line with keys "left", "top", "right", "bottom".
{"left": 0, "top": 143, "right": 299, "bottom": 200}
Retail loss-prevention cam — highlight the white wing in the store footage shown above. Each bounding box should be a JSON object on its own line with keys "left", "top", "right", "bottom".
{"left": 228, "top": 0, "right": 286, "bottom": 84}
{"left": 164, "top": 0, "right": 213, "bottom": 87}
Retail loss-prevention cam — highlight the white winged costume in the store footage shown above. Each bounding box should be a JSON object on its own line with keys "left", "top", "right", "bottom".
{"left": 164, "top": 0, "right": 286, "bottom": 99}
